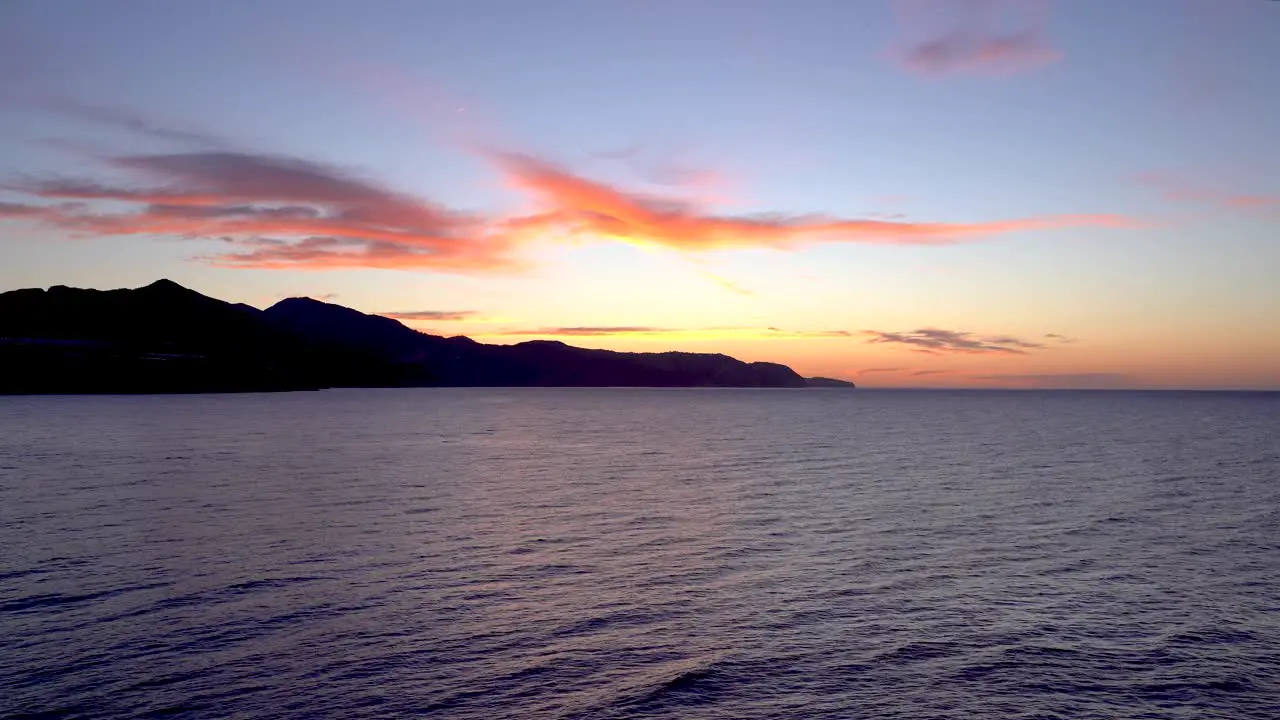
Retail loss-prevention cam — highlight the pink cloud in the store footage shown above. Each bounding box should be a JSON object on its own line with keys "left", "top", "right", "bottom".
{"left": 1137, "top": 172, "right": 1280, "bottom": 212}
{"left": 490, "top": 152, "right": 1138, "bottom": 253}
{"left": 9, "top": 150, "right": 517, "bottom": 273}
{"left": 890, "top": 0, "right": 1062, "bottom": 77}
{"left": 2, "top": 102, "right": 1142, "bottom": 273}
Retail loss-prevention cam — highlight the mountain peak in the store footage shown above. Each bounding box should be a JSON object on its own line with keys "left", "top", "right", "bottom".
{"left": 266, "top": 296, "right": 379, "bottom": 320}
{"left": 140, "top": 278, "right": 189, "bottom": 292}
{"left": 133, "top": 279, "right": 224, "bottom": 306}
{"left": 271, "top": 296, "right": 333, "bottom": 310}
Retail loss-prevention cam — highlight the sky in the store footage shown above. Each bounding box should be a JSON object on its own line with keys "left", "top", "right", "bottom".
{"left": 1, "top": 0, "right": 1277, "bottom": 389}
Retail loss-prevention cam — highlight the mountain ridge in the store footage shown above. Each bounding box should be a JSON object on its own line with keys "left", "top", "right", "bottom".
{"left": 0, "top": 280, "right": 854, "bottom": 393}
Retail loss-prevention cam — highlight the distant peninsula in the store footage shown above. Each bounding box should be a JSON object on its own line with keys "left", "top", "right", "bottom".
{"left": 0, "top": 280, "right": 854, "bottom": 394}
{"left": 803, "top": 376, "right": 858, "bottom": 388}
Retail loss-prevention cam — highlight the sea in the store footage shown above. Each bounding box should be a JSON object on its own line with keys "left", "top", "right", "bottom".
{"left": 1, "top": 388, "right": 1277, "bottom": 719}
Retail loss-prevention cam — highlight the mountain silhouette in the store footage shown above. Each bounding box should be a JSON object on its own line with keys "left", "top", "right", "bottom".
{"left": 0, "top": 280, "right": 852, "bottom": 393}
{"left": 804, "top": 376, "right": 858, "bottom": 388}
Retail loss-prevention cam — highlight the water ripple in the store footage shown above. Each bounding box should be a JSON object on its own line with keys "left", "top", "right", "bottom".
{"left": 1, "top": 388, "right": 1277, "bottom": 718}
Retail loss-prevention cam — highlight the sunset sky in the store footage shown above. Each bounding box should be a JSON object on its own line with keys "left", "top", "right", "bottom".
{"left": 2, "top": 0, "right": 1277, "bottom": 389}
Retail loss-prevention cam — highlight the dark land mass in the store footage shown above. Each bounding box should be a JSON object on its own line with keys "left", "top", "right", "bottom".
{"left": 0, "top": 280, "right": 853, "bottom": 394}
{"left": 803, "top": 376, "right": 859, "bottom": 388}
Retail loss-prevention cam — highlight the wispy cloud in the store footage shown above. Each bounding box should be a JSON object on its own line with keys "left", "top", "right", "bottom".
{"left": 0, "top": 202, "right": 43, "bottom": 218}
{"left": 1044, "top": 333, "right": 1076, "bottom": 343}
{"left": 504, "top": 326, "right": 670, "bottom": 337}
{"left": 770, "top": 328, "right": 853, "bottom": 338}
{"left": 380, "top": 310, "right": 479, "bottom": 321}
{"left": 890, "top": 0, "right": 1061, "bottom": 77}
{"left": 683, "top": 257, "right": 756, "bottom": 296}
{"left": 1136, "top": 172, "right": 1280, "bottom": 212}
{"left": 3, "top": 100, "right": 1140, "bottom": 273}
{"left": 865, "top": 327, "right": 1047, "bottom": 355}
{"left": 490, "top": 152, "right": 1136, "bottom": 253}
{"left": 498, "top": 326, "right": 855, "bottom": 339}
{"left": 589, "top": 140, "right": 726, "bottom": 191}
{"left": 39, "top": 97, "right": 227, "bottom": 147}
{"left": 910, "top": 369, "right": 951, "bottom": 376}
{"left": 858, "top": 367, "right": 904, "bottom": 375}
{"left": 700, "top": 271, "right": 755, "bottom": 296}
{"left": 7, "top": 150, "right": 517, "bottom": 273}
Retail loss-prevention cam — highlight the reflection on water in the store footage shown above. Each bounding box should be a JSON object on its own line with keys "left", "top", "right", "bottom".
{"left": 2, "top": 389, "right": 1278, "bottom": 718}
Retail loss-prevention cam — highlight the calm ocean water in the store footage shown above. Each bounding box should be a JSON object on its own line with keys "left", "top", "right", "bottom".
{"left": 1, "top": 388, "right": 1277, "bottom": 719}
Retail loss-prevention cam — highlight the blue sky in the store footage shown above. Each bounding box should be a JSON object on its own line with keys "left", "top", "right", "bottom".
{"left": 1, "top": 0, "right": 1277, "bottom": 388}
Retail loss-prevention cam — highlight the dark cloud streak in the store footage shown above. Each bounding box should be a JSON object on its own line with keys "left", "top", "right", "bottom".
{"left": 381, "top": 310, "right": 479, "bottom": 321}
{"left": 41, "top": 98, "right": 227, "bottom": 147}
{"left": 865, "top": 327, "right": 1047, "bottom": 355}
{"left": 0, "top": 202, "right": 41, "bottom": 217}
{"left": 500, "top": 326, "right": 855, "bottom": 338}
{"left": 857, "top": 367, "right": 903, "bottom": 375}
{"left": 504, "top": 326, "right": 670, "bottom": 337}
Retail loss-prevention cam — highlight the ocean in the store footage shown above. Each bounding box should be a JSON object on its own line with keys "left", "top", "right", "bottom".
{"left": 1, "top": 388, "right": 1277, "bottom": 719}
